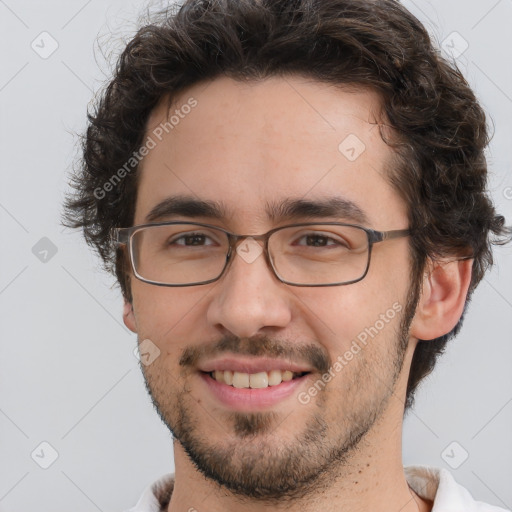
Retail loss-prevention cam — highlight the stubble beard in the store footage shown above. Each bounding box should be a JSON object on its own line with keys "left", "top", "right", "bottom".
{"left": 140, "top": 288, "right": 418, "bottom": 504}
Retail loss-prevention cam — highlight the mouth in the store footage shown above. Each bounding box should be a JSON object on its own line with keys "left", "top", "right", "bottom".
{"left": 199, "top": 369, "right": 312, "bottom": 411}
{"left": 202, "top": 369, "right": 310, "bottom": 389}
{"left": 197, "top": 355, "right": 314, "bottom": 410}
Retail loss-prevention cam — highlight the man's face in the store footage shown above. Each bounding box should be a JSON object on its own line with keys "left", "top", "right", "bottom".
{"left": 126, "top": 76, "right": 416, "bottom": 501}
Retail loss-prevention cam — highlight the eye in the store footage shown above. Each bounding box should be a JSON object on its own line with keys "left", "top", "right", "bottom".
{"left": 169, "top": 231, "right": 218, "bottom": 247}
{"left": 293, "top": 232, "right": 350, "bottom": 249}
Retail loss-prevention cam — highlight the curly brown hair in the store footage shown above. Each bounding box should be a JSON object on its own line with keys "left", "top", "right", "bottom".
{"left": 63, "top": 0, "right": 511, "bottom": 410}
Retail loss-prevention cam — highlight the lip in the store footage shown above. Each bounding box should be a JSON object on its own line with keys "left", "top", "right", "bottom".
{"left": 200, "top": 371, "right": 311, "bottom": 411}
{"left": 197, "top": 356, "right": 313, "bottom": 374}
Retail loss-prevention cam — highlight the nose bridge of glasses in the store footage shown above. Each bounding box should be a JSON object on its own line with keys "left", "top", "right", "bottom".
{"left": 215, "top": 232, "right": 278, "bottom": 285}
{"left": 224, "top": 230, "right": 268, "bottom": 253}
{"left": 228, "top": 233, "right": 268, "bottom": 263}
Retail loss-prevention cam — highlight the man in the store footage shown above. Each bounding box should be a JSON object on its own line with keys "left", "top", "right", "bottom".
{"left": 64, "top": 0, "right": 511, "bottom": 510}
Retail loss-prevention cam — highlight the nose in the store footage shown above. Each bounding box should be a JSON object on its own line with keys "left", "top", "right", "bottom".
{"left": 206, "top": 238, "right": 292, "bottom": 338}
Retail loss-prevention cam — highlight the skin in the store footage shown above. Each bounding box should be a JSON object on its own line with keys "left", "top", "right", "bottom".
{"left": 123, "top": 75, "right": 472, "bottom": 512}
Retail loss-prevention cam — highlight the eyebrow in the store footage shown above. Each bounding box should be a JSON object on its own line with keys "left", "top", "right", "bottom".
{"left": 144, "top": 194, "right": 370, "bottom": 226}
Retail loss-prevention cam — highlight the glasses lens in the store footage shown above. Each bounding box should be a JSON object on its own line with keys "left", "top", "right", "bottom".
{"left": 269, "top": 224, "right": 370, "bottom": 285}
{"left": 131, "top": 224, "right": 228, "bottom": 285}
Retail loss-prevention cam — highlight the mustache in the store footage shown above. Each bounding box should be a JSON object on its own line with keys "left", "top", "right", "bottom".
{"left": 179, "top": 333, "right": 332, "bottom": 374}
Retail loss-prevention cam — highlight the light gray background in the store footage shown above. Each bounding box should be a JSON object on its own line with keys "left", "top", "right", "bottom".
{"left": 0, "top": 0, "right": 511, "bottom": 510}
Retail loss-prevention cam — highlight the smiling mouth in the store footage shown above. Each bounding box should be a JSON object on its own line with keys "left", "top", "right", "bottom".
{"left": 202, "top": 370, "right": 309, "bottom": 389}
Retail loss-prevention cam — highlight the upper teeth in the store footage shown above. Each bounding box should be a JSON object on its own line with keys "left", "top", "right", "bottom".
{"left": 211, "top": 370, "right": 302, "bottom": 389}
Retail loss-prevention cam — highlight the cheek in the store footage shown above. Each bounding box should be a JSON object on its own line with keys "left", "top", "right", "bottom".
{"left": 131, "top": 284, "right": 208, "bottom": 344}
{"left": 293, "top": 268, "right": 409, "bottom": 360}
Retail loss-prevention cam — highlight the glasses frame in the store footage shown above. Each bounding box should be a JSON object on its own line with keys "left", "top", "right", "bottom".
{"left": 113, "top": 221, "right": 411, "bottom": 287}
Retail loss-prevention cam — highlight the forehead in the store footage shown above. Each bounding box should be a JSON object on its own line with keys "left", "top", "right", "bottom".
{"left": 136, "top": 75, "right": 407, "bottom": 229}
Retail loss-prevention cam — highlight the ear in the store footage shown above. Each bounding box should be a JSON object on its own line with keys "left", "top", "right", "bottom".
{"left": 409, "top": 258, "right": 473, "bottom": 341}
{"left": 123, "top": 299, "right": 138, "bottom": 333}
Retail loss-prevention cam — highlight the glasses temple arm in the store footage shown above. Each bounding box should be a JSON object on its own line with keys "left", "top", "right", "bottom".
{"left": 378, "top": 228, "right": 411, "bottom": 242}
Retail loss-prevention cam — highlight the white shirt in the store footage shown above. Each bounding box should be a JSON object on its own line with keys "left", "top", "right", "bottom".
{"left": 124, "top": 465, "right": 510, "bottom": 512}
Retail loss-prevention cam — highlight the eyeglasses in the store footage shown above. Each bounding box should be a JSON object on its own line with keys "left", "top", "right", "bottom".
{"left": 112, "top": 221, "right": 411, "bottom": 287}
